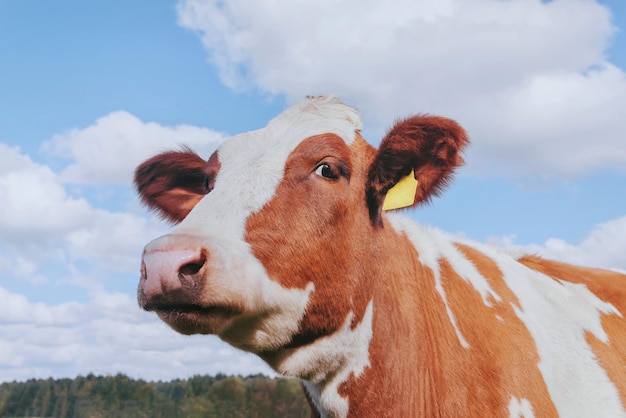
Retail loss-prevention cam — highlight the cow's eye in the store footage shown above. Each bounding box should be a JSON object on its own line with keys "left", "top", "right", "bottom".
{"left": 315, "top": 163, "right": 338, "bottom": 179}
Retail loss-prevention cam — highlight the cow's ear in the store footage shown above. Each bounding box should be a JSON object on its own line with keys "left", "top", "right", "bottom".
{"left": 365, "top": 115, "right": 468, "bottom": 226}
{"left": 134, "top": 148, "right": 212, "bottom": 223}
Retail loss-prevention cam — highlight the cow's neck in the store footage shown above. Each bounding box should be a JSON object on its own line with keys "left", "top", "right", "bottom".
{"left": 264, "top": 227, "right": 464, "bottom": 417}
{"left": 333, "top": 234, "right": 459, "bottom": 417}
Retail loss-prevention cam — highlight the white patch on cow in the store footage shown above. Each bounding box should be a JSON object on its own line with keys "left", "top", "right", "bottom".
{"left": 280, "top": 300, "right": 374, "bottom": 418}
{"left": 387, "top": 214, "right": 502, "bottom": 349}
{"left": 509, "top": 397, "right": 535, "bottom": 418}
{"left": 179, "top": 95, "right": 361, "bottom": 239}
{"left": 386, "top": 214, "right": 626, "bottom": 416}
{"left": 477, "top": 249, "right": 626, "bottom": 418}
{"left": 211, "top": 240, "right": 316, "bottom": 350}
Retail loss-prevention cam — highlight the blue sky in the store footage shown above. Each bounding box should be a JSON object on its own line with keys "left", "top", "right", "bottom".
{"left": 1, "top": 0, "right": 625, "bottom": 382}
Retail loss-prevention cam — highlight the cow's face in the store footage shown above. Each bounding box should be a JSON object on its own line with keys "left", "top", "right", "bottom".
{"left": 135, "top": 96, "right": 467, "bottom": 365}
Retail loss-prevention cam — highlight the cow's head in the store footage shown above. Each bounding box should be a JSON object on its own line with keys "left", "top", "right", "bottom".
{"left": 135, "top": 96, "right": 467, "bottom": 369}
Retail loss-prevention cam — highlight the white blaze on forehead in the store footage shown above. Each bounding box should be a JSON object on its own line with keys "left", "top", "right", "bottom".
{"left": 281, "top": 301, "right": 374, "bottom": 418}
{"left": 178, "top": 95, "right": 361, "bottom": 238}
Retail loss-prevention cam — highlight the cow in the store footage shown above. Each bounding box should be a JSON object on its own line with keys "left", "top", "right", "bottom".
{"left": 134, "top": 95, "right": 626, "bottom": 418}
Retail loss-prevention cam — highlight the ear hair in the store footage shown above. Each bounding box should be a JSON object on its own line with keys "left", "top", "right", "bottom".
{"left": 134, "top": 147, "right": 210, "bottom": 223}
{"left": 366, "top": 115, "right": 469, "bottom": 226}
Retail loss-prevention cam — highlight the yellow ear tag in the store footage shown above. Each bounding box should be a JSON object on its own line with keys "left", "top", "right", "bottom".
{"left": 382, "top": 169, "right": 418, "bottom": 211}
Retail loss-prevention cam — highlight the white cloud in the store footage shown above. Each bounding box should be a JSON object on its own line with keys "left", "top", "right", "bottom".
{"left": 0, "top": 287, "right": 83, "bottom": 326}
{"left": 0, "top": 141, "right": 167, "bottom": 283}
{"left": 0, "top": 143, "right": 92, "bottom": 238}
{"left": 463, "top": 63, "right": 626, "bottom": 177}
{"left": 487, "top": 215, "right": 626, "bottom": 272}
{"left": 0, "top": 288, "right": 273, "bottom": 382}
{"left": 42, "top": 110, "right": 226, "bottom": 185}
{"left": 64, "top": 209, "right": 167, "bottom": 273}
{"left": 0, "top": 254, "right": 46, "bottom": 284}
{"left": 177, "top": 0, "right": 626, "bottom": 178}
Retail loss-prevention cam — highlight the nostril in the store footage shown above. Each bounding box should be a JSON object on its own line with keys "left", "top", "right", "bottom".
{"left": 141, "top": 243, "right": 209, "bottom": 301}
{"left": 178, "top": 251, "right": 207, "bottom": 278}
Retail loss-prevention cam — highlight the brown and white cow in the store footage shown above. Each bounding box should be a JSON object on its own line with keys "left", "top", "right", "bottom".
{"left": 135, "top": 96, "right": 626, "bottom": 418}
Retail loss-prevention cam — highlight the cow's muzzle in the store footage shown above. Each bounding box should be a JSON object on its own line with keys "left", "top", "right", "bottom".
{"left": 138, "top": 234, "right": 240, "bottom": 335}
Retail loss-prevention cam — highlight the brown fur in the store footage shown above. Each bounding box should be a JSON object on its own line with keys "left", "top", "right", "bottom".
{"left": 246, "top": 134, "right": 375, "bottom": 350}
{"left": 366, "top": 115, "right": 469, "bottom": 226}
{"left": 134, "top": 149, "right": 220, "bottom": 223}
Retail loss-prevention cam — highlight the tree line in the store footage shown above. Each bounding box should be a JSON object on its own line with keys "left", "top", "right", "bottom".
{"left": 0, "top": 373, "right": 312, "bottom": 417}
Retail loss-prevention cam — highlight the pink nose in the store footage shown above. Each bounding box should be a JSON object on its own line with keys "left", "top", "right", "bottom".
{"left": 139, "top": 235, "right": 208, "bottom": 309}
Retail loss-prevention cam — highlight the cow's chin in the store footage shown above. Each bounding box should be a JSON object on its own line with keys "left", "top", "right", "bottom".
{"left": 156, "top": 307, "right": 240, "bottom": 335}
